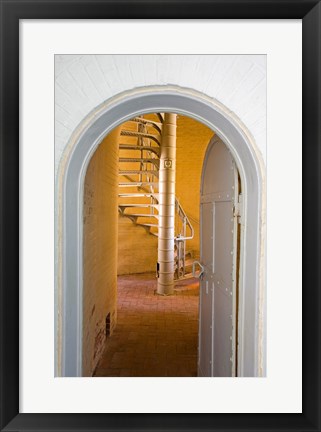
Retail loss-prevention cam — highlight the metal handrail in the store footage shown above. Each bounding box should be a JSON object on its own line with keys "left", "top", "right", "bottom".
{"left": 175, "top": 198, "right": 194, "bottom": 241}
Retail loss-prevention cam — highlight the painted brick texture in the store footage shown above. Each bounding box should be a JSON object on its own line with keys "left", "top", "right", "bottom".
{"left": 82, "top": 126, "right": 121, "bottom": 376}
{"left": 175, "top": 115, "right": 214, "bottom": 258}
{"left": 55, "top": 55, "right": 266, "bottom": 176}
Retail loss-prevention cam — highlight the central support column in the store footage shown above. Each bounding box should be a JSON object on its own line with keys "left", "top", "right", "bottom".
{"left": 157, "top": 113, "right": 177, "bottom": 295}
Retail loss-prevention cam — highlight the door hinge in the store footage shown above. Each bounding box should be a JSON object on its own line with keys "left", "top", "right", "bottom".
{"left": 233, "top": 193, "right": 243, "bottom": 225}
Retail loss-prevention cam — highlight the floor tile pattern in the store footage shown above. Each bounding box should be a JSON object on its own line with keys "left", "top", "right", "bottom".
{"left": 94, "top": 273, "right": 199, "bottom": 377}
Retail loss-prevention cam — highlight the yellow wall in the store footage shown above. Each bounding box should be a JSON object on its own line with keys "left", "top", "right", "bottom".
{"left": 175, "top": 115, "right": 214, "bottom": 258}
{"left": 82, "top": 126, "right": 121, "bottom": 376}
{"left": 118, "top": 215, "right": 158, "bottom": 274}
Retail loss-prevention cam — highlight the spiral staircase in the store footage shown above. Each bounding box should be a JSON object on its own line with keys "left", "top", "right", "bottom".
{"left": 118, "top": 114, "right": 195, "bottom": 280}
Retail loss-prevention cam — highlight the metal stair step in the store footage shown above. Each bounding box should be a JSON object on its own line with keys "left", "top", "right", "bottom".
{"left": 119, "top": 170, "right": 159, "bottom": 177}
{"left": 119, "top": 145, "right": 160, "bottom": 156}
{"left": 119, "top": 182, "right": 159, "bottom": 187}
{"left": 119, "top": 158, "right": 159, "bottom": 165}
{"left": 126, "top": 214, "right": 159, "bottom": 219}
{"left": 119, "top": 204, "right": 159, "bottom": 209}
{"left": 137, "top": 223, "right": 158, "bottom": 228}
{"left": 119, "top": 193, "right": 159, "bottom": 198}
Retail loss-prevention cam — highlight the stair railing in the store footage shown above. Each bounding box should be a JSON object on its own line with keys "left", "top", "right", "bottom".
{"left": 174, "top": 197, "right": 194, "bottom": 278}
{"left": 175, "top": 197, "right": 194, "bottom": 240}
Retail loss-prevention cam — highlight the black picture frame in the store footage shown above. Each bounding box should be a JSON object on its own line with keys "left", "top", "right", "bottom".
{"left": 0, "top": 1, "right": 320, "bottom": 431}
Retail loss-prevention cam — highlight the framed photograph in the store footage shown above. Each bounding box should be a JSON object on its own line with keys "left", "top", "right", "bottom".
{"left": 1, "top": 0, "right": 319, "bottom": 431}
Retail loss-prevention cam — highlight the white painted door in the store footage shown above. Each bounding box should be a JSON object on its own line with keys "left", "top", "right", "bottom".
{"left": 198, "top": 136, "right": 239, "bottom": 377}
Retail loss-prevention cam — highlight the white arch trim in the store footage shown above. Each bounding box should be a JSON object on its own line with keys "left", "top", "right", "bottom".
{"left": 56, "top": 85, "right": 266, "bottom": 377}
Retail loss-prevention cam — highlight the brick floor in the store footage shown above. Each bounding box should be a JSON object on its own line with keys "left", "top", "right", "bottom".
{"left": 93, "top": 273, "right": 199, "bottom": 377}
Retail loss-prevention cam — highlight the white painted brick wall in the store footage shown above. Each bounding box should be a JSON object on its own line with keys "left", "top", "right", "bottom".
{"left": 55, "top": 55, "right": 266, "bottom": 174}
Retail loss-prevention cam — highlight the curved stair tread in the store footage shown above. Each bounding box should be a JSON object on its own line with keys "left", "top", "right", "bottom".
{"left": 136, "top": 223, "right": 158, "bottom": 228}
{"left": 125, "top": 213, "right": 159, "bottom": 219}
{"left": 119, "top": 203, "right": 159, "bottom": 208}
{"left": 118, "top": 193, "right": 159, "bottom": 198}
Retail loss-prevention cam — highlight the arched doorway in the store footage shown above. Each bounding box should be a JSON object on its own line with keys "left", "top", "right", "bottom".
{"left": 57, "top": 86, "right": 265, "bottom": 377}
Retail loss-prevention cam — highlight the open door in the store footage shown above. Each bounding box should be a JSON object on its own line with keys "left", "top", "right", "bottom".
{"left": 196, "top": 135, "right": 239, "bottom": 377}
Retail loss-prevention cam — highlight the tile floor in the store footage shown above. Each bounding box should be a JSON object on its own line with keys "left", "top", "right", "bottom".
{"left": 94, "top": 273, "right": 199, "bottom": 377}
